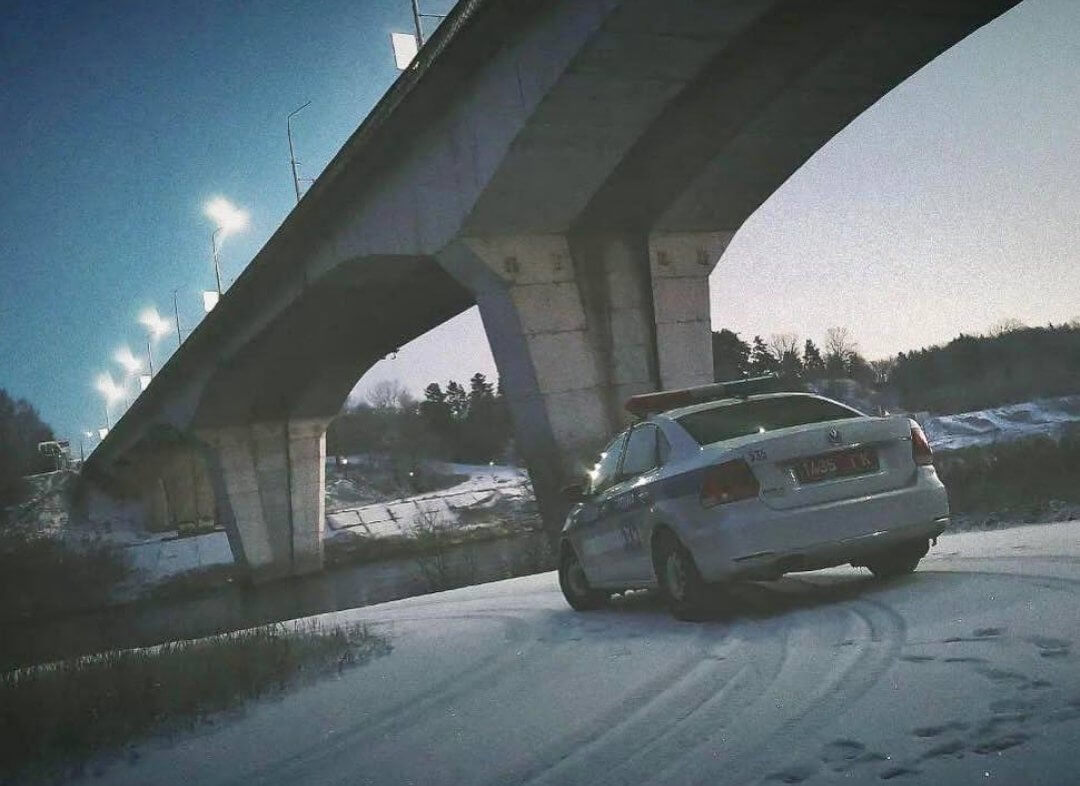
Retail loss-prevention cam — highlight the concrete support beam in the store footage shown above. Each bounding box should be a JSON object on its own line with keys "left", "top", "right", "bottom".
{"left": 648, "top": 231, "right": 734, "bottom": 389}
{"left": 159, "top": 449, "right": 215, "bottom": 534}
{"left": 145, "top": 476, "right": 171, "bottom": 533}
{"left": 197, "top": 418, "right": 329, "bottom": 582}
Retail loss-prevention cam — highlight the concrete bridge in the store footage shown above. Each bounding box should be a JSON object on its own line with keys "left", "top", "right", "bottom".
{"left": 84, "top": 0, "right": 1019, "bottom": 582}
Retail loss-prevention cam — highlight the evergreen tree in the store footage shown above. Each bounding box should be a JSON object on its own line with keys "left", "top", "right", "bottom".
{"left": 419, "top": 383, "right": 452, "bottom": 437}
{"left": 803, "top": 339, "right": 825, "bottom": 378}
{"left": 0, "top": 390, "right": 56, "bottom": 509}
{"left": 445, "top": 381, "right": 469, "bottom": 421}
{"left": 748, "top": 335, "right": 779, "bottom": 375}
{"left": 712, "top": 329, "right": 752, "bottom": 381}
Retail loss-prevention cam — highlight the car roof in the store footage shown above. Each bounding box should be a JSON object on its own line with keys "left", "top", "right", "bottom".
{"left": 654, "top": 391, "right": 831, "bottom": 421}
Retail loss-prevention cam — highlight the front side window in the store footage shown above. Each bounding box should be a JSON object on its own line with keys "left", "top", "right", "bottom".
{"left": 589, "top": 432, "right": 627, "bottom": 494}
{"left": 620, "top": 424, "right": 662, "bottom": 479}
{"left": 676, "top": 395, "right": 862, "bottom": 446}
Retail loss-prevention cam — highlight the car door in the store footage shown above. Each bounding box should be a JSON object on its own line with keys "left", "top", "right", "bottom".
{"left": 575, "top": 432, "right": 628, "bottom": 586}
{"left": 602, "top": 423, "right": 667, "bottom": 585}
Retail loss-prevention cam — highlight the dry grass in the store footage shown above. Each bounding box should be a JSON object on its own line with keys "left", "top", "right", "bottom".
{"left": 0, "top": 621, "right": 390, "bottom": 782}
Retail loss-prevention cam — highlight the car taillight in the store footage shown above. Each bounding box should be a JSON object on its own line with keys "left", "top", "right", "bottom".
{"left": 910, "top": 423, "right": 934, "bottom": 466}
{"left": 700, "top": 460, "right": 760, "bottom": 507}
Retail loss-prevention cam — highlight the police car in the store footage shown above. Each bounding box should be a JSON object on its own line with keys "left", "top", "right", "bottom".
{"left": 557, "top": 377, "right": 949, "bottom": 619}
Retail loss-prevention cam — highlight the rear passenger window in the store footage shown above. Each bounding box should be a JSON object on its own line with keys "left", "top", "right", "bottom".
{"left": 676, "top": 395, "right": 861, "bottom": 446}
{"left": 620, "top": 424, "right": 661, "bottom": 479}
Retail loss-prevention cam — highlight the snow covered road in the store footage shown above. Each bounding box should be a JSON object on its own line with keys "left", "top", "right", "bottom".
{"left": 108, "top": 522, "right": 1080, "bottom": 785}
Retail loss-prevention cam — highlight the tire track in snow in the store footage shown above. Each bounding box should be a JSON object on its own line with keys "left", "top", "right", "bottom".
{"left": 238, "top": 611, "right": 543, "bottom": 786}
{"left": 498, "top": 625, "right": 749, "bottom": 786}
{"left": 646, "top": 588, "right": 906, "bottom": 786}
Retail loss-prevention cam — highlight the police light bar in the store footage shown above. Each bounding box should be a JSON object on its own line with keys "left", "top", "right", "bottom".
{"left": 625, "top": 374, "right": 782, "bottom": 417}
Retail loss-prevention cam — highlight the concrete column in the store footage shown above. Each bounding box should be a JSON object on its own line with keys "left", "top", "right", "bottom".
{"left": 648, "top": 231, "right": 733, "bottom": 388}
{"left": 287, "top": 419, "right": 328, "bottom": 575}
{"left": 442, "top": 235, "right": 669, "bottom": 535}
{"left": 162, "top": 450, "right": 199, "bottom": 532}
{"left": 197, "top": 417, "right": 328, "bottom": 582}
{"left": 145, "top": 476, "right": 171, "bottom": 533}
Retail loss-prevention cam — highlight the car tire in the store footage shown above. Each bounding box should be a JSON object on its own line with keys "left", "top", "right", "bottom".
{"left": 655, "top": 531, "right": 709, "bottom": 621}
{"left": 865, "top": 539, "right": 929, "bottom": 579}
{"left": 559, "top": 546, "right": 608, "bottom": 611}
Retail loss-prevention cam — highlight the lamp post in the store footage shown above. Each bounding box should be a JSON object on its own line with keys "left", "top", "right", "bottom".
{"left": 204, "top": 197, "right": 249, "bottom": 298}
{"left": 173, "top": 290, "right": 182, "bottom": 348}
{"left": 287, "top": 101, "right": 312, "bottom": 204}
{"left": 211, "top": 227, "right": 223, "bottom": 296}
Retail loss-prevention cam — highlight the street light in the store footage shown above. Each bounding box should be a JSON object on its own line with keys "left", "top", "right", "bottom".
{"left": 94, "top": 372, "right": 126, "bottom": 428}
{"left": 204, "top": 196, "right": 249, "bottom": 295}
{"left": 287, "top": 101, "right": 311, "bottom": 203}
{"left": 138, "top": 306, "right": 172, "bottom": 376}
{"left": 114, "top": 345, "right": 143, "bottom": 376}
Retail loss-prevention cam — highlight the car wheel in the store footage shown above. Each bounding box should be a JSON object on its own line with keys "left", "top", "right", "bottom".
{"left": 865, "top": 539, "right": 929, "bottom": 579}
{"left": 558, "top": 546, "right": 608, "bottom": 611}
{"left": 655, "top": 532, "right": 709, "bottom": 621}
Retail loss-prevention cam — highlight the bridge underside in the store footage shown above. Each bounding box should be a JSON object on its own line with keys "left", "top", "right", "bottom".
{"left": 89, "top": 0, "right": 1019, "bottom": 582}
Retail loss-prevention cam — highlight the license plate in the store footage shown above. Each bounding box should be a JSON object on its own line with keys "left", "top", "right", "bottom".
{"left": 791, "top": 448, "right": 878, "bottom": 484}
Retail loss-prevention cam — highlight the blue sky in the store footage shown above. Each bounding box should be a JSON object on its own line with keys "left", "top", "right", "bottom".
{"left": 2, "top": 0, "right": 1079, "bottom": 445}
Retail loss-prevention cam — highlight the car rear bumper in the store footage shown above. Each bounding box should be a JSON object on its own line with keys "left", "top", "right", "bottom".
{"left": 681, "top": 468, "right": 949, "bottom": 582}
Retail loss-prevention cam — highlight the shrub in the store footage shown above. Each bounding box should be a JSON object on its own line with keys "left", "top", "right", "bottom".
{"left": 0, "top": 528, "right": 130, "bottom": 623}
{"left": 0, "top": 621, "right": 391, "bottom": 782}
{"left": 936, "top": 424, "right": 1080, "bottom": 515}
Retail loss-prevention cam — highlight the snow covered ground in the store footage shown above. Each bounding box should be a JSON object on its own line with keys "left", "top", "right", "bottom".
{"left": 96, "top": 521, "right": 1080, "bottom": 786}
{"left": 326, "top": 462, "right": 534, "bottom": 539}
{"left": 919, "top": 395, "right": 1080, "bottom": 452}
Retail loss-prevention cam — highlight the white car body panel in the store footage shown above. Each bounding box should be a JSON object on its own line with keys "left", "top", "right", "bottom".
{"left": 562, "top": 393, "right": 950, "bottom": 590}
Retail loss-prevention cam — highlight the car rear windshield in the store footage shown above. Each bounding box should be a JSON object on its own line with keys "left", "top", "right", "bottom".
{"left": 676, "top": 396, "right": 861, "bottom": 446}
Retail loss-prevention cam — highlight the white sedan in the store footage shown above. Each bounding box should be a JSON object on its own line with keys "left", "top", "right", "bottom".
{"left": 558, "top": 382, "right": 949, "bottom": 619}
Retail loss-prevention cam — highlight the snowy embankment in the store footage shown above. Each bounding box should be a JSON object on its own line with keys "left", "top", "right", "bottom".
{"left": 325, "top": 462, "right": 535, "bottom": 540}
{"left": 919, "top": 394, "right": 1080, "bottom": 452}
{"left": 103, "top": 520, "right": 1080, "bottom": 786}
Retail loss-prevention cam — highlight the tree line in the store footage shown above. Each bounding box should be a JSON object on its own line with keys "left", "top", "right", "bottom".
{"left": 0, "top": 389, "right": 56, "bottom": 511}
{"left": 326, "top": 372, "right": 512, "bottom": 466}
{"left": 713, "top": 321, "right": 1080, "bottom": 414}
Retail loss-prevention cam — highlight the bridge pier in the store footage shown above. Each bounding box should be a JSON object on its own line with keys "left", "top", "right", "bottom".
{"left": 442, "top": 231, "right": 729, "bottom": 535}
{"left": 197, "top": 418, "right": 329, "bottom": 583}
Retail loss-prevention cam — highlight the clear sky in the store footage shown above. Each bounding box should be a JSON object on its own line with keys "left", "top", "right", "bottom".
{"left": 2, "top": 0, "right": 1078, "bottom": 444}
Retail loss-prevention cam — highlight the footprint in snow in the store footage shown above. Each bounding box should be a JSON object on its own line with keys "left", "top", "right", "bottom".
{"left": 920, "top": 739, "right": 966, "bottom": 760}
{"left": 820, "top": 739, "right": 865, "bottom": 771}
{"left": 765, "top": 763, "right": 818, "bottom": 783}
{"left": 1026, "top": 636, "right": 1071, "bottom": 658}
{"left": 912, "top": 720, "right": 968, "bottom": 738}
{"left": 879, "top": 765, "right": 921, "bottom": 780}
{"left": 899, "top": 654, "right": 936, "bottom": 663}
{"left": 971, "top": 732, "right": 1030, "bottom": 754}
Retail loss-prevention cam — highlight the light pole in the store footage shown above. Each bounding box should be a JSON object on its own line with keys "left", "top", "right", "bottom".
{"left": 211, "top": 227, "right": 223, "bottom": 296}
{"left": 173, "top": 290, "right": 182, "bottom": 347}
{"left": 204, "top": 197, "right": 249, "bottom": 298}
{"left": 408, "top": 0, "right": 447, "bottom": 47}
{"left": 287, "top": 101, "right": 311, "bottom": 204}
{"left": 410, "top": 0, "right": 425, "bottom": 45}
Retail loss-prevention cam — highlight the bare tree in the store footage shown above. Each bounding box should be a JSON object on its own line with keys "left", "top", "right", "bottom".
{"left": 987, "top": 318, "right": 1027, "bottom": 337}
{"left": 768, "top": 333, "right": 800, "bottom": 359}
{"left": 824, "top": 326, "right": 858, "bottom": 363}
{"left": 869, "top": 357, "right": 896, "bottom": 386}
{"left": 366, "top": 379, "right": 411, "bottom": 410}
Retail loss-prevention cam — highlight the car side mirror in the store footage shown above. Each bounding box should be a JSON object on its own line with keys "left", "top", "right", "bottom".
{"left": 562, "top": 483, "right": 587, "bottom": 503}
